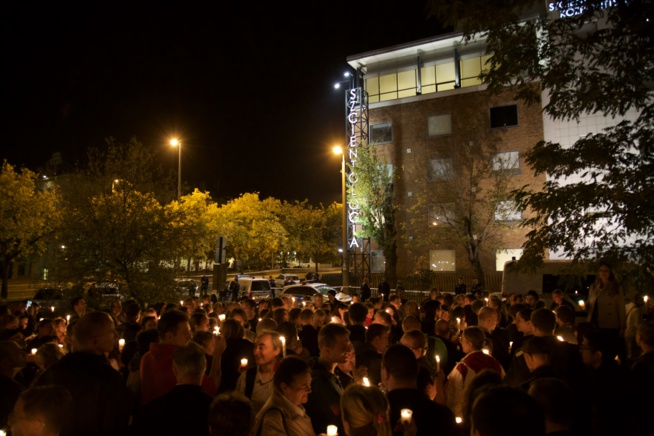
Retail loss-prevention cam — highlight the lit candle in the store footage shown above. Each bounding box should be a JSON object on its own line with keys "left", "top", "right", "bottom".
{"left": 578, "top": 300, "right": 585, "bottom": 309}
{"left": 258, "top": 318, "right": 262, "bottom": 322}
{"left": 482, "top": 348, "right": 490, "bottom": 355}
{"left": 509, "top": 341, "right": 513, "bottom": 352}
{"left": 332, "top": 316, "right": 338, "bottom": 324}
{"left": 363, "top": 377, "right": 370, "bottom": 387}
{"left": 214, "top": 326, "right": 220, "bottom": 335}
{"left": 644, "top": 295, "right": 649, "bottom": 304}
{"left": 66, "top": 314, "right": 70, "bottom": 323}
{"left": 31, "top": 348, "right": 37, "bottom": 355}
{"left": 456, "top": 417, "right": 463, "bottom": 424}
{"left": 58, "top": 344, "right": 63, "bottom": 348}
{"left": 179, "top": 300, "right": 184, "bottom": 306}
{"left": 556, "top": 335, "right": 564, "bottom": 342}
{"left": 51, "top": 306, "right": 55, "bottom": 312}
{"left": 280, "top": 336, "right": 286, "bottom": 357}
{"left": 326, "top": 425, "right": 338, "bottom": 436}
{"left": 240, "top": 358, "right": 248, "bottom": 369}
{"left": 118, "top": 339, "right": 125, "bottom": 352}
{"left": 456, "top": 317, "right": 461, "bottom": 331}
{"left": 435, "top": 354, "right": 441, "bottom": 373}
{"left": 218, "top": 314, "right": 226, "bottom": 322}
{"left": 292, "top": 297, "right": 296, "bottom": 303}
{"left": 400, "top": 409, "right": 413, "bottom": 425}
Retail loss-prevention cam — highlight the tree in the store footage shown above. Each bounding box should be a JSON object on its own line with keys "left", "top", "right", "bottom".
{"left": 280, "top": 200, "right": 341, "bottom": 271}
{"left": 349, "top": 144, "right": 398, "bottom": 280}
{"left": 432, "top": 0, "right": 654, "bottom": 271}
{"left": 0, "top": 161, "right": 62, "bottom": 299}
{"left": 403, "top": 93, "right": 517, "bottom": 289}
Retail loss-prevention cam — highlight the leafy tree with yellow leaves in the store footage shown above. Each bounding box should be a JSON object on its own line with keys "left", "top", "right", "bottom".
{"left": 0, "top": 161, "right": 62, "bottom": 299}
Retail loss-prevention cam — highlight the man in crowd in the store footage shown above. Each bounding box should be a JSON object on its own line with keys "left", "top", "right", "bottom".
{"left": 235, "top": 331, "right": 281, "bottom": 414}
{"left": 305, "top": 323, "right": 352, "bottom": 436}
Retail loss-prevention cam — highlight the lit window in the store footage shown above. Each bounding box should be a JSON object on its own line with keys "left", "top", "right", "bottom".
{"left": 429, "top": 159, "right": 453, "bottom": 181}
{"left": 490, "top": 104, "right": 518, "bottom": 128}
{"left": 494, "top": 201, "right": 522, "bottom": 222}
{"left": 491, "top": 151, "right": 520, "bottom": 175}
{"left": 430, "top": 250, "right": 456, "bottom": 271}
{"left": 428, "top": 114, "right": 452, "bottom": 137}
{"left": 371, "top": 123, "right": 393, "bottom": 144}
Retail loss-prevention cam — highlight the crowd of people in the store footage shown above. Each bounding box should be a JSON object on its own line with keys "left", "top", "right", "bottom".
{"left": 1, "top": 262, "right": 654, "bottom": 435}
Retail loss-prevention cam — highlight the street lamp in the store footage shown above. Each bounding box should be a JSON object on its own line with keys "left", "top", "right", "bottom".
{"left": 170, "top": 138, "right": 181, "bottom": 199}
{"left": 333, "top": 145, "right": 349, "bottom": 289}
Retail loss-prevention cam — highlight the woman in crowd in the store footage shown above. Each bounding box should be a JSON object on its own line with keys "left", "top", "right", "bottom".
{"left": 340, "top": 384, "right": 393, "bottom": 436}
{"left": 254, "top": 356, "right": 315, "bottom": 436}
{"left": 587, "top": 262, "right": 626, "bottom": 337}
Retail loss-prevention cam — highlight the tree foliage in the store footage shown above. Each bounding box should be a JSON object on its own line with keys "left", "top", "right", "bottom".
{"left": 350, "top": 144, "right": 398, "bottom": 279}
{"left": 432, "top": 0, "right": 654, "bottom": 270}
{"left": 0, "top": 162, "right": 62, "bottom": 298}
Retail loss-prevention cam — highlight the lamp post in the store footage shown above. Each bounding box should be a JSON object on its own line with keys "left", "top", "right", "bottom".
{"left": 333, "top": 145, "right": 348, "bottom": 289}
{"left": 170, "top": 138, "right": 181, "bottom": 199}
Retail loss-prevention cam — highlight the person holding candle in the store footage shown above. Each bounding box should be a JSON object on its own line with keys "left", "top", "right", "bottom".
{"left": 305, "top": 323, "right": 353, "bottom": 436}
{"left": 254, "top": 356, "right": 315, "bottom": 436}
{"left": 381, "top": 344, "right": 457, "bottom": 436}
{"left": 587, "top": 262, "right": 627, "bottom": 338}
{"left": 236, "top": 331, "right": 282, "bottom": 414}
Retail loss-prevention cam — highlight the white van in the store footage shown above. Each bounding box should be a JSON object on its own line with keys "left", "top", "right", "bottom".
{"left": 227, "top": 276, "right": 272, "bottom": 301}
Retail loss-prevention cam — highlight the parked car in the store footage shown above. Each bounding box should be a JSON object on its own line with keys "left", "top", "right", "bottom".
{"left": 280, "top": 283, "right": 352, "bottom": 304}
{"left": 226, "top": 277, "right": 272, "bottom": 301}
{"left": 31, "top": 286, "right": 69, "bottom": 317}
{"left": 175, "top": 279, "right": 199, "bottom": 297}
{"left": 86, "top": 281, "right": 123, "bottom": 310}
{"left": 275, "top": 274, "right": 300, "bottom": 288}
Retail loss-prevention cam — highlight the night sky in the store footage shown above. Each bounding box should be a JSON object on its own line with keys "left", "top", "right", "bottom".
{"left": 1, "top": 1, "right": 444, "bottom": 205}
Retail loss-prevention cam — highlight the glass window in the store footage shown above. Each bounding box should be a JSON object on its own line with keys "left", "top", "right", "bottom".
{"left": 490, "top": 104, "right": 519, "bottom": 128}
{"left": 366, "top": 77, "right": 380, "bottom": 96}
{"left": 429, "top": 159, "right": 453, "bottom": 181}
{"left": 370, "top": 123, "right": 393, "bottom": 144}
{"left": 430, "top": 250, "right": 456, "bottom": 271}
{"left": 460, "top": 57, "right": 482, "bottom": 80}
{"left": 421, "top": 66, "right": 436, "bottom": 86}
{"left": 428, "top": 114, "right": 452, "bottom": 137}
{"left": 379, "top": 73, "right": 398, "bottom": 94}
{"left": 492, "top": 152, "right": 520, "bottom": 175}
{"left": 436, "top": 62, "right": 455, "bottom": 86}
{"left": 429, "top": 203, "right": 455, "bottom": 226}
{"left": 494, "top": 200, "right": 522, "bottom": 222}
{"left": 496, "top": 248, "right": 523, "bottom": 271}
{"left": 397, "top": 70, "right": 416, "bottom": 91}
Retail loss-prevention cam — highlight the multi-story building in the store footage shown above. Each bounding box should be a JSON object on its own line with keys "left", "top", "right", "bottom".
{"left": 345, "top": 32, "right": 546, "bottom": 279}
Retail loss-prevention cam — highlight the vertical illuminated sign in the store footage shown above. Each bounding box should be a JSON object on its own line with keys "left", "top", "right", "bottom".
{"left": 345, "top": 87, "right": 367, "bottom": 252}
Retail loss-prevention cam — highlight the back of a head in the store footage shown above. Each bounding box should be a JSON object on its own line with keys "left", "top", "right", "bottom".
{"left": 472, "top": 386, "right": 545, "bottom": 436}
{"left": 271, "top": 297, "right": 284, "bottom": 309}
{"left": 74, "top": 311, "right": 113, "bottom": 348}
{"left": 477, "top": 306, "right": 498, "bottom": 323}
{"left": 527, "top": 290, "right": 540, "bottom": 300}
{"left": 349, "top": 302, "right": 368, "bottom": 324}
{"left": 435, "top": 319, "right": 451, "bottom": 336}
{"left": 401, "top": 329, "right": 425, "bottom": 349}
{"left": 274, "top": 355, "right": 310, "bottom": 390}
{"left": 471, "top": 299, "right": 486, "bottom": 314}
{"left": 256, "top": 317, "right": 277, "bottom": 336}
{"left": 584, "top": 330, "right": 621, "bottom": 364}
{"left": 463, "top": 326, "right": 487, "bottom": 351}
{"left": 318, "top": 323, "right": 350, "bottom": 349}
{"left": 401, "top": 315, "right": 422, "bottom": 333}
{"left": 421, "top": 299, "right": 441, "bottom": 318}
{"left": 222, "top": 318, "right": 245, "bottom": 340}
{"left": 157, "top": 310, "right": 189, "bottom": 341}
{"left": 366, "top": 323, "right": 389, "bottom": 344}
{"left": 137, "top": 329, "right": 160, "bottom": 355}
{"left": 637, "top": 321, "right": 654, "bottom": 346}
{"left": 172, "top": 342, "right": 207, "bottom": 379}
{"left": 555, "top": 305, "right": 575, "bottom": 325}
{"left": 530, "top": 308, "right": 556, "bottom": 334}
{"left": 522, "top": 335, "right": 552, "bottom": 356}
{"left": 340, "top": 384, "right": 392, "bottom": 436}
{"left": 382, "top": 344, "right": 418, "bottom": 384}
{"left": 209, "top": 391, "right": 254, "bottom": 436}
{"left": 19, "top": 385, "right": 73, "bottom": 434}
{"left": 275, "top": 322, "right": 298, "bottom": 345}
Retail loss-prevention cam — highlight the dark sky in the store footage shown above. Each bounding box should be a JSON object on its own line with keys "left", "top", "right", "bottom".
{"left": 1, "top": 1, "right": 444, "bottom": 205}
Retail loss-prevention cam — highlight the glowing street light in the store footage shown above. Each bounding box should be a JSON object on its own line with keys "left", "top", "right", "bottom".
{"left": 170, "top": 138, "right": 181, "bottom": 199}
{"left": 333, "top": 145, "right": 348, "bottom": 289}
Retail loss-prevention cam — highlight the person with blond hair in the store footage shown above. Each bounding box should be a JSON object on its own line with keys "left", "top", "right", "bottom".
{"left": 340, "top": 384, "right": 394, "bottom": 436}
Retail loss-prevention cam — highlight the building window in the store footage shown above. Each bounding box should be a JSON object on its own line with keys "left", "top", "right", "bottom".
{"left": 490, "top": 104, "right": 518, "bottom": 128}
{"left": 429, "top": 203, "right": 455, "bottom": 226}
{"left": 491, "top": 151, "right": 520, "bottom": 175}
{"left": 494, "top": 200, "right": 522, "bottom": 222}
{"left": 370, "top": 123, "right": 393, "bottom": 144}
{"left": 496, "top": 248, "right": 523, "bottom": 271}
{"left": 428, "top": 114, "right": 452, "bottom": 137}
{"left": 429, "top": 159, "right": 453, "bottom": 181}
{"left": 430, "top": 250, "right": 456, "bottom": 271}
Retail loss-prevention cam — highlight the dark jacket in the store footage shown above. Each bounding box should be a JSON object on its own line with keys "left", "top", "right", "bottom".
{"left": 387, "top": 388, "right": 457, "bottom": 436}
{"left": 129, "top": 384, "right": 212, "bottom": 436}
{"left": 305, "top": 361, "right": 344, "bottom": 436}
{"left": 299, "top": 325, "right": 319, "bottom": 358}
{"left": 37, "top": 351, "right": 133, "bottom": 436}
{"left": 219, "top": 338, "right": 255, "bottom": 393}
